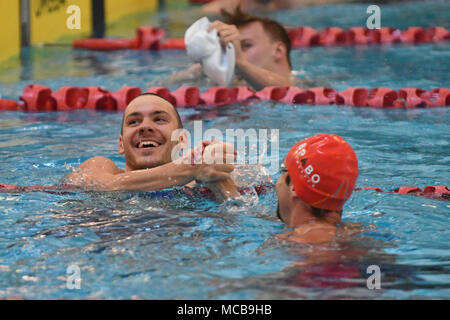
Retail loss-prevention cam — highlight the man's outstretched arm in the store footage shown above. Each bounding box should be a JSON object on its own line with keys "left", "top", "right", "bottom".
{"left": 161, "top": 63, "right": 203, "bottom": 86}
{"left": 66, "top": 156, "right": 233, "bottom": 192}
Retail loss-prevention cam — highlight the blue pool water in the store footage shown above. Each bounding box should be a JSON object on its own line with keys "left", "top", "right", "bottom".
{"left": 0, "top": 1, "right": 449, "bottom": 299}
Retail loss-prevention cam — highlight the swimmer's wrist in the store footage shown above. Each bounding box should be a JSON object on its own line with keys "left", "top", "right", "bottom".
{"left": 191, "top": 164, "right": 201, "bottom": 183}
{"left": 183, "top": 162, "right": 200, "bottom": 183}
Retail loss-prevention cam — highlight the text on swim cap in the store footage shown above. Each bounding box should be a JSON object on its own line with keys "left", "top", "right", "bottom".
{"left": 296, "top": 143, "right": 321, "bottom": 186}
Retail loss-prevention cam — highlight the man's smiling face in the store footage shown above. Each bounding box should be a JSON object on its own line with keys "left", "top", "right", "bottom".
{"left": 119, "top": 94, "right": 182, "bottom": 171}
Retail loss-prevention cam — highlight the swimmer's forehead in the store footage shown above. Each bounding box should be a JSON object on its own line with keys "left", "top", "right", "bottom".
{"left": 239, "top": 21, "right": 271, "bottom": 42}
{"left": 124, "top": 95, "right": 177, "bottom": 119}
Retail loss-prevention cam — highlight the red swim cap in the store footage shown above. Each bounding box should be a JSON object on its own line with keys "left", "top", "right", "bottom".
{"left": 285, "top": 134, "right": 359, "bottom": 211}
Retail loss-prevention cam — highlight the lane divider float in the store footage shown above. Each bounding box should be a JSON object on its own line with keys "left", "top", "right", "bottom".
{"left": 72, "top": 26, "right": 450, "bottom": 51}
{"left": 1, "top": 84, "right": 449, "bottom": 112}
{"left": 360, "top": 186, "right": 450, "bottom": 201}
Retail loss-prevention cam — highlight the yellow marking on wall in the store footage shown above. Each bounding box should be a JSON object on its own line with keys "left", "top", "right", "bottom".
{"left": 105, "top": 0, "right": 158, "bottom": 24}
{"left": 0, "top": 1, "right": 21, "bottom": 62}
{"left": 30, "top": 0, "right": 92, "bottom": 44}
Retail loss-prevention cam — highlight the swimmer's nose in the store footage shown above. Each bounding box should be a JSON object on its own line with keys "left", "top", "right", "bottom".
{"left": 138, "top": 121, "right": 155, "bottom": 134}
{"left": 139, "top": 126, "right": 154, "bottom": 133}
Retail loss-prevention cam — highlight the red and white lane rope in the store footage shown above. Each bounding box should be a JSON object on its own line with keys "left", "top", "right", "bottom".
{"left": 71, "top": 26, "right": 450, "bottom": 51}
{"left": 1, "top": 84, "right": 449, "bottom": 112}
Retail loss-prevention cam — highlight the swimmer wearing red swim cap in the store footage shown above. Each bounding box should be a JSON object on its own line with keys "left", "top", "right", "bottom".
{"left": 276, "top": 134, "right": 359, "bottom": 243}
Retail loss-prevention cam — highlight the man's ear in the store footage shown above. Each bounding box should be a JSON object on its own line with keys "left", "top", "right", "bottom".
{"left": 119, "top": 135, "right": 125, "bottom": 154}
{"left": 273, "top": 41, "right": 287, "bottom": 64}
{"left": 289, "top": 181, "right": 298, "bottom": 199}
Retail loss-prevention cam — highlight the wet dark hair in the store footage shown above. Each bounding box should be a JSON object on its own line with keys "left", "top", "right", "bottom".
{"left": 120, "top": 93, "right": 183, "bottom": 135}
{"left": 220, "top": 6, "right": 292, "bottom": 68}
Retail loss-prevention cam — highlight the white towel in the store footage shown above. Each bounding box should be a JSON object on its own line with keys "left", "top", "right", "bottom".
{"left": 184, "top": 17, "right": 235, "bottom": 87}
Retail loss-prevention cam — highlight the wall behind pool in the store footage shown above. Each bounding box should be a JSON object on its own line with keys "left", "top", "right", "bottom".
{"left": 106, "top": 0, "right": 157, "bottom": 23}
{"left": 0, "top": 0, "right": 159, "bottom": 64}
{"left": 0, "top": 1, "right": 21, "bottom": 63}
{"left": 30, "top": 0, "right": 92, "bottom": 43}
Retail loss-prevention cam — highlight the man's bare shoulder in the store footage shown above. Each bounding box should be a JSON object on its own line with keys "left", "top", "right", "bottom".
{"left": 77, "top": 156, "right": 121, "bottom": 173}
{"left": 66, "top": 157, "right": 122, "bottom": 186}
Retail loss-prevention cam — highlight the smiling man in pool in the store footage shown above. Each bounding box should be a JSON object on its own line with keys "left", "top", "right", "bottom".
{"left": 275, "top": 134, "right": 359, "bottom": 243}
{"left": 66, "top": 93, "right": 239, "bottom": 200}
